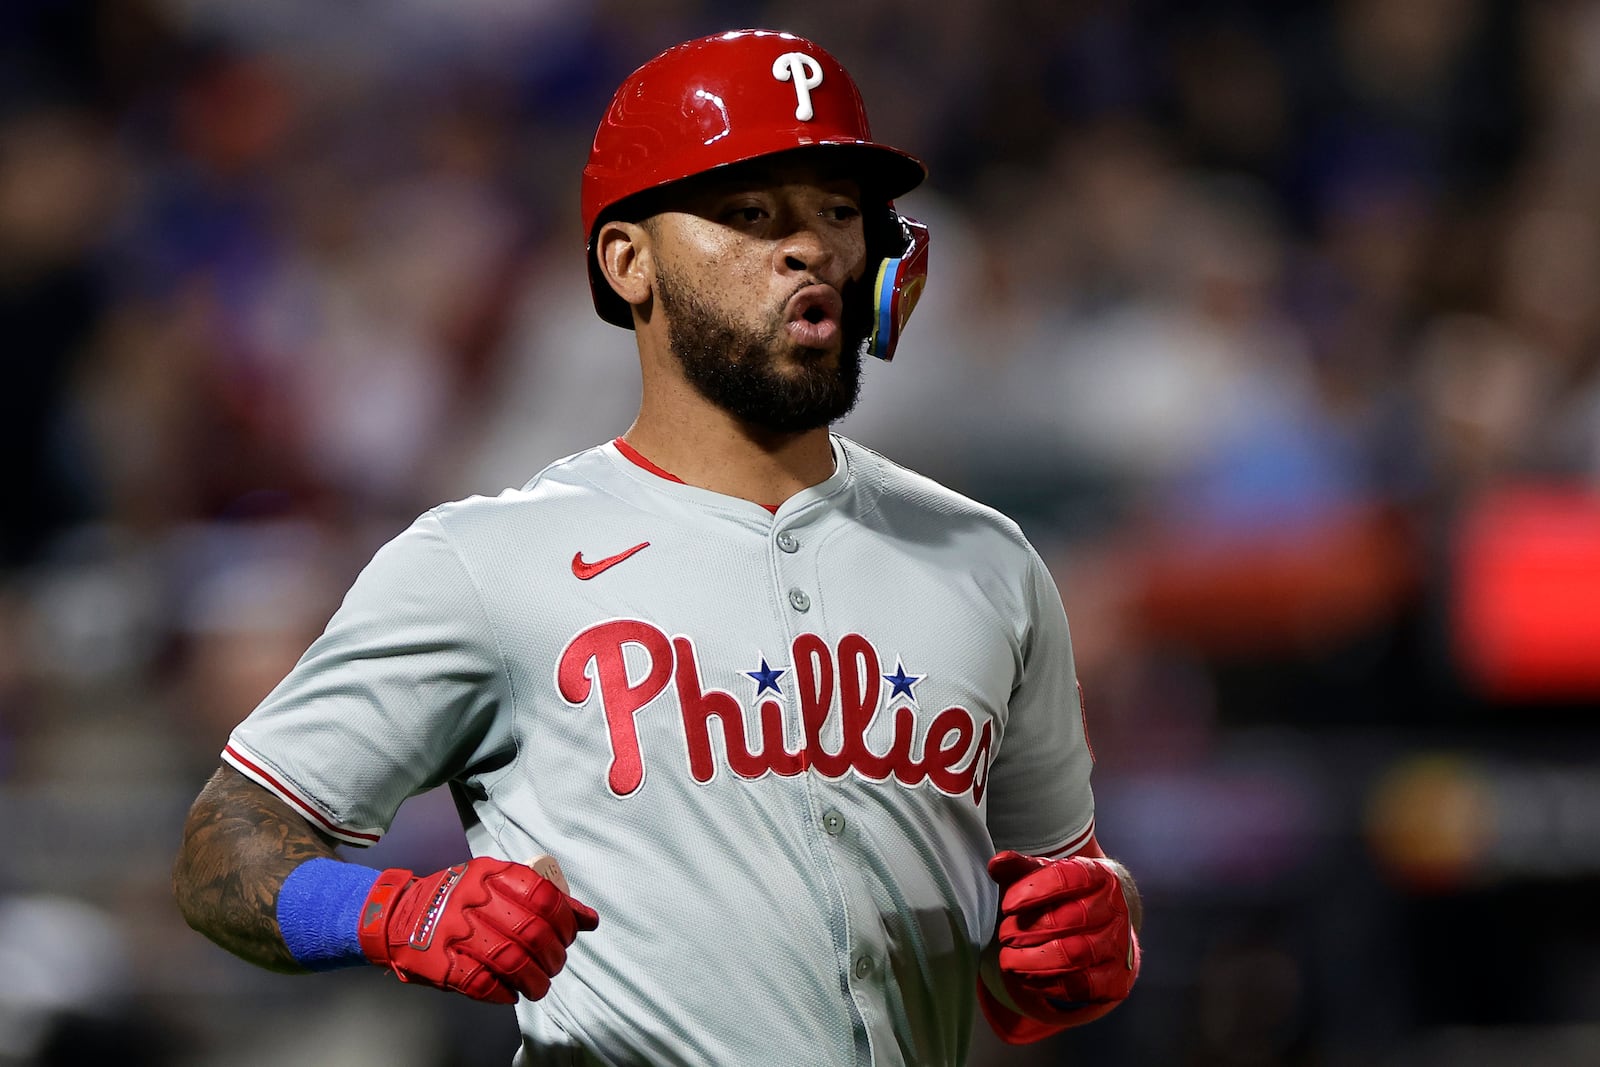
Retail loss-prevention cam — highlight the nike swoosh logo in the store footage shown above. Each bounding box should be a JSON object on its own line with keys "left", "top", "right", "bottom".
{"left": 362, "top": 901, "right": 382, "bottom": 929}
{"left": 572, "top": 541, "right": 650, "bottom": 580}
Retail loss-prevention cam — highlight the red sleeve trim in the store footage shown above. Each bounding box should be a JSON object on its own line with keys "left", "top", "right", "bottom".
{"left": 1035, "top": 817, "right": 1097, "bottom": 859}
{"left": 1077, "top": 680, "right": 1096, "bottom": 764}
{"left": 223, "top": 743, "right": 382, "bottom": 847}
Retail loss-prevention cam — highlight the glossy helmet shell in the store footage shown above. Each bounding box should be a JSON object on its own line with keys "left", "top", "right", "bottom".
{"left": 582, "top": 29, "right": 927, "bottom": 330}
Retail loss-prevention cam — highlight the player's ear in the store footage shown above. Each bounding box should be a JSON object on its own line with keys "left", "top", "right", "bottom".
{"left": 597, "top": 219, "right": 654, "bottom": 317}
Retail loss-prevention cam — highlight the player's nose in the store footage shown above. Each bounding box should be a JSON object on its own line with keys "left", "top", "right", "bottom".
{"left": 775, "top": 223, "right": 835, "bottom": 277}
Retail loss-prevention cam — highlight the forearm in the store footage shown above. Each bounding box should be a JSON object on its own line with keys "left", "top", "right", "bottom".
{"left": 1074, "top": 837, "right": 1143, "bottom": 931}
{"left": 1103, "top": 856, "right": 1142, "bottom": 933}
{"left": 172, "top": 765, "right": 341, "bottom": 973}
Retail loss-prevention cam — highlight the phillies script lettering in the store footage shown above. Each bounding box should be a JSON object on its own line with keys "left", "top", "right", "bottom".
{"left": 557, "top": 619, "right": 993, "bottom": 804}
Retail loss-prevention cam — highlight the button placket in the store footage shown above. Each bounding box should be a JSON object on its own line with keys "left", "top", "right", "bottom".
{"left": 763, "top": 506, "right": 875, "bottom": 1044}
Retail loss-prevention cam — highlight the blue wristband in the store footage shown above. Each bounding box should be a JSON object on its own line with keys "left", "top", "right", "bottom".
{"left": 276, "top": 858, "right": 382, "bottom": 971}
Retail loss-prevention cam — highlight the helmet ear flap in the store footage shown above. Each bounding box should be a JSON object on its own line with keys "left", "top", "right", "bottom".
{"left": 865, "top": 214, "right": 929, "bottom": 362}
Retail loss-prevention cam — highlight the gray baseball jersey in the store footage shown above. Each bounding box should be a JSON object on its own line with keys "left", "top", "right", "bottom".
{"left": 223, "top": 434, "right": 1096, "bottom": 1067}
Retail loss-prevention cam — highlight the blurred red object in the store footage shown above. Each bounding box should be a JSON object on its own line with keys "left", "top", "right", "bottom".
{"left": 1134, "top": 504, "right": 1415, "bottom": 657}
{"left": 1454, "top": 486, "right": 1600, "bottom": 700}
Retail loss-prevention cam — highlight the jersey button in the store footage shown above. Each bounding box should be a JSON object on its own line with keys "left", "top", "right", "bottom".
{"left": 852, "top": 955, "right": 874, "bottom": 980}
{"left": 788, "top": 588, "right": 811, "bottom": 612}
{"left": 822, "top": 809, "right": 845, "bottom": 836}
{"left": 776, "top": 531, "right": 800, "bottom": 553}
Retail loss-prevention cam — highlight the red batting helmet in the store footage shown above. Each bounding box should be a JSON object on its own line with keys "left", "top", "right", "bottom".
{"left": 583, "top": 29, "right": 930, "bottom": 361}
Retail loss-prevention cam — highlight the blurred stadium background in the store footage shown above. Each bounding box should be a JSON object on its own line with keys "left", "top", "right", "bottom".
{"left": 4, "top": 1, "right": 1600, "bottom": 1064}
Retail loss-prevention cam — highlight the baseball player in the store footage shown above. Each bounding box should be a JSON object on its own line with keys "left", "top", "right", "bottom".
{"left": 173, "top": 29, "right": 1141, "bottom": 1066}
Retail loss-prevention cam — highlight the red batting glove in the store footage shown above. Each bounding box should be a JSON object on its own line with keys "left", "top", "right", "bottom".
{"left": 358, "top": 857, "right": 599, "bottom": 1004}
{"left": 983, "top": 850, "right": 1139, "bottom": 1036}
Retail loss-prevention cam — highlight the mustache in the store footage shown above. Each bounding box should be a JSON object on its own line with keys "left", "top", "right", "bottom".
{"left": 781, "top": 276, "right": 865, "bottom": 308}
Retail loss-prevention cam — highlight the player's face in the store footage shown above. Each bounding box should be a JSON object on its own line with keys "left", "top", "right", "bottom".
{"left": 647, "top": 160, "right": 873, "bottom": 433}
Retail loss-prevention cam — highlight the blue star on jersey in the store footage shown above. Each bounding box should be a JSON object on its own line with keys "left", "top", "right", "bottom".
{"left": 884, "top": 660, "right": 923, "bottom": 704}
{"left": 745, "top": 657, "right": 786, "bottom": 697}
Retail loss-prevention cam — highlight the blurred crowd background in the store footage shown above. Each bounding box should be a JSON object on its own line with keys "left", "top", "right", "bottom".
{"left": 4, "top": 1, "right": 1600, "bottom": 1064}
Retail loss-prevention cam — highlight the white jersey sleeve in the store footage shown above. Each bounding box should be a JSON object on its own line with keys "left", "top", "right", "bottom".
{"left": 982, "top": 545, "right": 1097, "bottom": 858}
{"left": 223, "top": 510, "right": 512, "bottom": 846}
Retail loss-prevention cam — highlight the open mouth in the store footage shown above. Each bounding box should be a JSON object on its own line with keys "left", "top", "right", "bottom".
{"left": 787, "top": 285, "right": 843, "bottom": 326}
{"left": 784, "top": 286, "right": 844, "bottom": 349}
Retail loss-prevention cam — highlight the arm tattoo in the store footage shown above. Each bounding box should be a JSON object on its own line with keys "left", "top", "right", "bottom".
{"left": 172, "top": 765, "right": 343, "bottom": 973}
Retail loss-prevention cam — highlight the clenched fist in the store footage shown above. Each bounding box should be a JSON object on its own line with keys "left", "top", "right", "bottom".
{"left": 984, "top": 849, "right": 1139, "bottom": 1032}
{"left": 358, "top": 857, "right": 599, "bottom": 1004}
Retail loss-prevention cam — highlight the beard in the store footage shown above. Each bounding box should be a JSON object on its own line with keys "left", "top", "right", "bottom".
{"left": 655, "top": 266, "right": 869, "bottom": 434}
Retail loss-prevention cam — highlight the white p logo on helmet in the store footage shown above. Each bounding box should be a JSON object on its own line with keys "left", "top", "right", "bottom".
{"left": 772, "top": 52, "right": 824, "bottom": 121}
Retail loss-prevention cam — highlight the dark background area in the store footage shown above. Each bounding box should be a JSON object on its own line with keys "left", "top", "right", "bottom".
{"left": 3, "top": 1, "right": 1599, "bottom": 1065}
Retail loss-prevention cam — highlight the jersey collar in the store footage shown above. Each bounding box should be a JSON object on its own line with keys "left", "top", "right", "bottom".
{"left": 602, "top": 435, "right": 851, "bottom": 521}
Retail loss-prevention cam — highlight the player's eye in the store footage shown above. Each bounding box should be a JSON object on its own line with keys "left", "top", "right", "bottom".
{"left": 823, "top": 203, "right": 861, "bottom": 223}
{"left": 724, "top": 204, "right": 769, "bottom": 225}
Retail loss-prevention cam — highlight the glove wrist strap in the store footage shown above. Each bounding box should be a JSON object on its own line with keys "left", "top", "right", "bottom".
{"left": 355, "top": 866, "right": 417, "bottom": 965}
